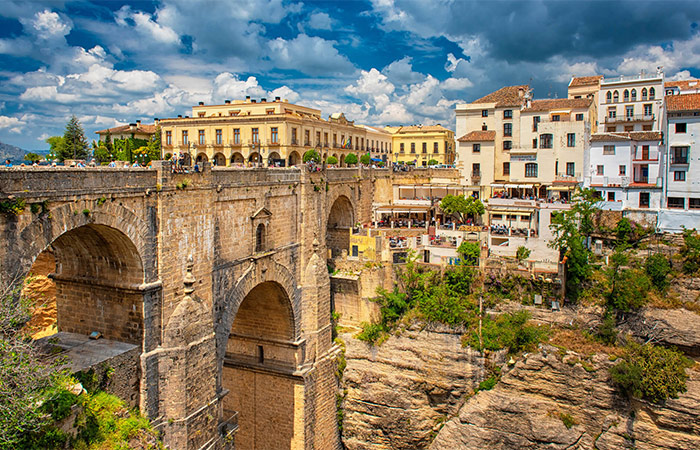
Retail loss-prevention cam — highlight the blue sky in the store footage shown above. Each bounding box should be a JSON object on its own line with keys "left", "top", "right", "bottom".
{"left": 1, "top": 0, "right": 700, "bottom": 150}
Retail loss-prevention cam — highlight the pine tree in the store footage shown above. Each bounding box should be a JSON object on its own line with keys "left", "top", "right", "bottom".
{"left": 59, "top": 115, "right": 89, "bottom": 161}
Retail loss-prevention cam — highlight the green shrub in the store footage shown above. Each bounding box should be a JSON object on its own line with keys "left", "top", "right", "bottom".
{"left": 303, "top": 150, "right": 320, "bottom": 163}
{"left": 0, "top": 198, "right": 26, "bottom": 216}
{"left": 596, "top": 313, "right": 618, "bottom": 345}
{"left": 360, "top": 154, "right": 371, "bottom": 165}
{"left": 356, "top": 322, "right": 386, "bottom": 345}
{"left": 516, "top": 246, "right": 531, "bottom": 262}
{"left": 610, "top": 341, "right": 693, "bottom": 404}
{"left": 326, "top": 155, "right": 338, "bottom": 165}
{"left": 344, "top": 153, "right": 358, "bottom": 165}
{"left": 559, "top": 412, "right": 578, "bottom": 429}
{"left": 467, "top": 311, "right": 549, "bottom": 354}
{"left": 97, "top": 196, "right": 107, "bottom": 206}
{"left": 457, "top": 241, "right": 480, "bottom": 265}
{"left": 680, "top": 228, "right": 700, "bottom": 275}
{"left": 607, "top": 268, "right": 651, "bottom": 312}
{"left": 428, "top": 159, "right": 439, "bottom": 166}
{"left": 615, "top": 217, "right": 633, "bottom": 244}
{"left": 645, "top": 253, "right": 672, "bottom": 291}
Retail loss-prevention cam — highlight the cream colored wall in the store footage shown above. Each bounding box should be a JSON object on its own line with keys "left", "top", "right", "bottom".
{"left": 457, "top": 140, "right": 496, "bottom": 196}
{"left": 392, "top": 130, "right": 455, "bottom": 165}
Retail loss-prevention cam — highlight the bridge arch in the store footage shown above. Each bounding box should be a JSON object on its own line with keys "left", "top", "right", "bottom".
{"left": 217, "top": 259, "right": 302, "bottom": 450}
{"left": 326, "top": 193, "right": 355, "bottom": 258}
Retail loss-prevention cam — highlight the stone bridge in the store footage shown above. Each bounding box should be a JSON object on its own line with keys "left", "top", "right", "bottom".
{"left": 0, "top": 163, "right": 456, "bottom": 449}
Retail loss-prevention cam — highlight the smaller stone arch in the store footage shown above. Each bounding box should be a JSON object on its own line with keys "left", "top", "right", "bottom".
{"left": 326, "top": 193, "right": 356, "bottom": 258}
{"left": 213, "top": 152, "right": 226, "bottom": 167}
{"left": 288, "top": 151, "right": 301, "bottom": 166}
{"left": 196, "top": 152, "right": 208, "bottom": 163}
{"left": 248, "top": 152, "right": 260, "bottom": 163}
{"left": 230, "top": 152, "right": 244, "bottom": 165}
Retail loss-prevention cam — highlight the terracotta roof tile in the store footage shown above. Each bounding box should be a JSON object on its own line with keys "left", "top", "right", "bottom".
{"left": 95, "top": 123, "right": 156, "bottom": 135}
{"left": 591, "top": 133, "right": 631, "bottom": 142}
{"left": 471, "top": 85, "right": 529, "bottom": 107}
{"left": 666, "top": 93, "right": 700, "bottom": 112}
{"left": 524, "top": 98, "right": 592, "bottom": 112}
{"left": 457, "top": 130, "right": 496, "bottom": 142}
{"left": 664, "top": 79, "right": 700, "bottom": 91}
{"left": 627, "top": 131, "right": 663, "bottom": 141}
{"left": 591, "top": 131, "right": 662, "bottom": 142}
{"left": 569, "top": 75, "right": 602, "bottom": 87}
{"left": 395, "top": 125, "right": 453, "bottom": 134}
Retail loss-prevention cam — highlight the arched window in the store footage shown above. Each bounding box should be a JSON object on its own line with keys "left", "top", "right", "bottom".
{"left": 642, "top": 88, "right": 648, "bottom": 100}
{"left": 623, "top": 90, "right": 629, "bottom": 101}
{"left": 631, "top": 89, "right": 636, "bottom": 101}
{"left": 613, "top": 90, "right": 619, "bottom": 102}
{"left": 606, "top": 91, "right": 612, "bottom": 103}
{"left": 649, "top": 87, "right": 656, "bottom": 99}
{"left": 525, "top": 163, "right": 538, "bottom": 178}
{"left": 256, "top": 223, "right": 265, "bottom": 252}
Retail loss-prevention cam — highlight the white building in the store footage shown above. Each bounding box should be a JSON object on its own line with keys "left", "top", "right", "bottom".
{"left": 598, "top": 70, "right": 664, "bottom": 133}
{"left": 665, "top": 93, "right": 700, "bottom": 211}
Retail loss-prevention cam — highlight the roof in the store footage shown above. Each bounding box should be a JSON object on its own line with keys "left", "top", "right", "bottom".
{"left": 95, "top": 123, "right": 156, "bottom": 135}
{"left": 524, "top": 98, "right": 592, "bottom": 112}
{"left": 664, "top": 79, "right": 700, "bottom": 91}
{"left": 591, "top": 131, "right": 662, "bottom": 142}
{"left": 569, "top": 75, "right": 603, "bottom": 87}
{"left": 457, "top": 130, "right": 496, "bottom": 142}
{"left": 359, "top": 124, "right": 392, "bottom": 135}
{"left": 471, "top": 85, "right": 529, "bottom": 107}
{"left": 666, "top": 93, "right": 700, "bottom": 112}
{"left": 394, "top": 125, "right": 453, "bottom": 134}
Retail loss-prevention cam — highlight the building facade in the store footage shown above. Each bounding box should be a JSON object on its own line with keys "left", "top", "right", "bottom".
{"left": 389, "top": 125, "right": 455, "bottom": 167}
{"left": 598, "top": 70, "right": 664, "bottom": 133}
{"left": 159, "top": 97, "right": 374, "bottom": 167}
{"left": 95, "top": 120, "right": 156, "bottom": 141}
{"left": 665, "top": 93, "right": 700, "bottom": 210}
{"left": 360, "top": 125, "right": 393, "bottom": 163}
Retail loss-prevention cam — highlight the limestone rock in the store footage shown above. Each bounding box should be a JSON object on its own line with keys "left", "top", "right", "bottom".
{"left": 622, "top": 307, "right": 700, "bottom": 355}
{"left": 340, "top": 325, "right": 493, "bottom": 450}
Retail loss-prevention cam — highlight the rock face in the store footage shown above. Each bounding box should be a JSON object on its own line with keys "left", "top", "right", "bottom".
{"left": 340, "top": 325, "right": 496, "bottom": 450}
{"left": 623, "top": 307, "right": 700, "bottom": 356}
{"left": 430, "top": 346, "right": 700, "bottom": 450}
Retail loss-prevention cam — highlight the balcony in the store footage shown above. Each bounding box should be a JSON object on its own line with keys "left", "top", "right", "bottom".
{"left": 212, "top": 140, "right": 224, "bottom": 148}
{"left": 671, "top": 156, "right": 689, "bottom": 165}
{"left": 304, "top": 141, "right": 310, "bottom": 146}
{"left": 266, "top": 139, "right": 281, "bottom": 147}
{"left": 554, "top": 172, "right": 582, "bottom": 183}
{"left": 290, "top": 138, "right": 299, "bottom": 146}
{"left": 605, "top": 114, "right": 654, "bottom": 124}
{"left": 229, "top": 140, "right": 242, "bottom": 147}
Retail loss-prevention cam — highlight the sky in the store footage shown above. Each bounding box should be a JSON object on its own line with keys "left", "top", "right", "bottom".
{"left": 1, "top": 0, "right": 700, "bottom": 150}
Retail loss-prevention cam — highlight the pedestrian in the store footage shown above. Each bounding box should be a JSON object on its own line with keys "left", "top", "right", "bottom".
{"left": 4, "top": 159, "right": 12, "bottom": 167}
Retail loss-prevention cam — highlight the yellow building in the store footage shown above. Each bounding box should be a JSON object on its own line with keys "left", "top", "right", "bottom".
{"left": 388, "top": 125, "right": 455, "bottom": 166}
{"left": 159, "top": 97, "right": 374, "bottom": 167}
{"left": 567, "top": 76, "right": 601, "bottom": 133}
{"left": 95, "top": 120, "right": 156, "bottom": 141}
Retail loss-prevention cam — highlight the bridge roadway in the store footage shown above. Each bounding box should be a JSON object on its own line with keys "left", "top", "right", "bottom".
{"left": 0, "top": 162, "right": 457, "bottom": 449}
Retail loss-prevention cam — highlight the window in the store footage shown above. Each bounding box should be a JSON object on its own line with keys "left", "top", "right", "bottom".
{"left": 304, "top": 129, "right": 310, "bottom": 145}
{"left": 271, "top": 127, "right": 278, "bottom": 143}
{"left": 676, "top": 123, "right": 687, "bottom": 133}
{"left": 400, "top": 143, "right": 404, "bottom": 153}
{"left": 668, "top": 197, "right": 685, "bottom": 209}
{"left": 576, "top": 113, "right": 584, "bottom": 121}
{"left": 644, "top": 104, "right": 652, "bottom": 117}
{"left": 632, "top": 89, "right": 637, "bottom": 101}
{"left": 690, "top": 198, "right": 700, "bottom": 209}
{"left": 623, "top": 89, "right": 629, "bottom": 101}
{"left": 324, "top": 132, "right": 329, "bottom": 146}
{"left": 672, "top": 146, "right": 689, "bottom": 164}
{"left": 606, "top": 126, "right": 617, "bottom": 132}
{"left": 642, "top": 125, "right": 652, "bottom": 131}
{"left": 291, "top": 128, "right": 297, "bottom": 144}
{"left": 624, "top": 125, "right": 633, "bottom": 132}
{"left": 182, "top": 130, "right": 188, "bottom": 145}
{"left": 198, "top": 130, "right": 205, "bottom": 145}
{"left": 626, "top": 105, "right": 634, "bottom": 118}
{"left": 472, "top": 143, "right": 480, "bottom": 153}
{"left": 567, "top": 133, "right": 575, "bottom": 147}
{"left": 503, "top": 140, "right": 512, "bottom": 150}
{"left": 641, "top": 145, "right": 649, "bottom": 160}
{"left": 503, "top": 123, "right": 512, "bottom": 136}
{"left": 504, "top": 109, "right": 512, "bottom": 119}
{"left": 503, "top": 162, "right": 510, "bottom": 175}
{"left": 539, "top": 134, "right": 553, "bottom": 149}
{"left": 566, "top": 162, "right": 575, "bottom": 176}
{"left": 433, "top": 142, "right": 439, "bottom": 153}
{"left": 613, "top": 91, "right": 619, "bottom": 102}
{"left": 422, "top": 142, "right": 427, "bottom": 153}
{"left": 608, "top": 107, "right": 617, "bottom": 119}
{"left": 332, "top": 133, "right": 337, "bottom": 146}
{"left": 649, "top": 87, "right": 655, "bottom": 100}
{"left": 410, "top": 143, "right": 415, "bottom": 154}
{"left": 165, "top": 130, "right": 172, "bottom": 146}
{"left": 234, "top": 128, "right": 240, "bottom": 144}
{"left": 482, "top": 123, "right": 488, "bottom": 131}
{"left": 640, "top": 192, "right": 650, "bottom": 208}
{"left": 642, "top": 88, "right": 648, "bottom": 100}
{"left": 608, "top": 192, "right": 615, "bottom": 201}
{"left": 472, "top": 163, "right": 480, "bottom": 177}
{"left": 619, "top": 165, "right": 626, "bottom": 176}
{"left": 674, "top": 171, "right": 686, "bottom": 181}
{"left": 603, "top": 145, "right": 615, "bottom": 155}
{"left": 596, "top": 165, "right": 604, "bottom": 175}
{"left": 552, "top": 114, "right": 560, "bottom": 122}
{"left": 525, "top": 163, "right": 538, "bottom": 178}
{"left": 606, "top": 91, "right": 612, "bottom": 103}
{"left": 482, "top": 109, "right": 488, "bottom": 117}
{"left": 252, "top": 128, "right": 259, "bottom": 144}
{"left": 255, "top": 223, "right": 266, "bottom": 252}
{"left": 215, "top": 129, "right": 222, "bottom": 145}
{"left": 532, "top": 138, "right": 537, "bottom": 148}
{"left": 533, "top": 116, "right": 540, "bottom": 131}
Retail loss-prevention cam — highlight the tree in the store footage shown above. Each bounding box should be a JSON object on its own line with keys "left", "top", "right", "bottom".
{"left": 326, "top": 156, "right": 338, "bottom": 165}
{"left": 439, "top": 194, "right": 485, "bottom": 223}
{"left": 149, "top": 125, "right": 162, "bottom": 160}
{"left": 615, "top": 217, "right": 633, "bottom": 245}
{"left": 680, "top": 228, "right": 700, "bottom": 275}
{"left": 457, "top": 241, "right": 480, "bottom": 265}
{"left": 344, "top": 153, "right": 358, "bottom": 165}
{"left": 93, "top": 141, "right": 111, "bottom": 164}
{"left": 428, "top": 159, "right": 439, "bottom": 166}
{"left": 59, "top": 115, "right": 89, "bottom": 161}
{"left": 516, "top": 246, "right": 531, "bottom": 263}
{"left": 46, "top": 136, "right": 65, "bottom": 161}
{"left": 605, "top": 247, "right": 651, "bottom": 313}
{"left": 24, "top": 153, "right": 41, "bottom": 164}
{"left": 303, "top": 149, "right": 320, "bottom": 163}
{"left": 645, "top": 253, "right": 672, "bottom": 292}
{"left": 360, "top": 154, "right": 371, "bottom": 165}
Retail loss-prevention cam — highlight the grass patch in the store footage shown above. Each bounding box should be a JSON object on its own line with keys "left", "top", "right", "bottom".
{"left": 559, "top": 412, "right": 578, "bottom": 429}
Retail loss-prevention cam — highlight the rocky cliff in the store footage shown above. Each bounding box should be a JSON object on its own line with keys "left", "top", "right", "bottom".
{"left": 430, "top": 346, "right": 700, "bottom": 450}
{"left": 340, "top": 325, "right": 502, "bottom": 450}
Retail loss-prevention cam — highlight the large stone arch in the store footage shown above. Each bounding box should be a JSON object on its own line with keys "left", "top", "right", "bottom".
{"left": 326, "top": 190, "right": 356, "bottom": 258}
{"left": 215, "top": 257, "right": 300, "bottom": 361}
{"left": 11, "top": 200, "right": 155, "bottom": 285}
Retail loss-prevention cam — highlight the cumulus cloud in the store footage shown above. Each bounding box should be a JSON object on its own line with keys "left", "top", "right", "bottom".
{"left": 345, "top": 69, "right": 395, "bottom": 97}
{"left": 0, "top": 115, "right": 26, "bottom": 134}
{"left": 267, "top": 34, "right": 355, "bottom": 75}
{"left": 382, "top": 57, "right": 424, "bottom": 86}
{"left": 307, "top": 12, "right": 333, "bottom": 30}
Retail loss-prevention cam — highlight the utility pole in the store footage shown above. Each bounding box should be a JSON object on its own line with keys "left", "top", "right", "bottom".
{"left": 479, "top": 295, "right": 483, "bottom": 349}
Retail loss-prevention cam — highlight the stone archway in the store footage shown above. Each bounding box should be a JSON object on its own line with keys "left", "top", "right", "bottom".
{"left": 231, "top": 152, "right": 245, "bottom": 165}
{"left": 196, "top": 152, "right": 208, "bottom": 163}
{"left": 288, "top": 151, "right": 301, "bottom": 166}
{"left": 213, "top": 152, "right": 226, "bottom": 167}
{"left": 326, "top": 194, "right": 355, "bottom": 258}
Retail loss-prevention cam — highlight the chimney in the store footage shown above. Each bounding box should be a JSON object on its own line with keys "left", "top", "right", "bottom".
{"left": 245, "top": 96, "right": 251, "bottom": 103}
{"left": 261, "top": 98, "right": 267, "bottom": 102}
{"left": 185, "top": 115, "right": 189, "bottom": 118}
{"left": 178, "top": 114, "right": 182, "bottom": 118}
{"left": 275, "top": 96, "right": 281, "bottom": 102}
{"left": 129, "top": 123, "right": 137, "bottom": 131}
{"left": 251, "top": 99, "right": 256, "bottom": 103}
{"left": 136, "top": 120, "right": 141, "bottom": 125}
{"left": 225, "top": 100, "right": 231, "bottom": 104}
{"left": 154, "top": 118, "right": 160, "bottom": 125}
{"left": 198, "top": 101, "right": 204, "bottom": 106}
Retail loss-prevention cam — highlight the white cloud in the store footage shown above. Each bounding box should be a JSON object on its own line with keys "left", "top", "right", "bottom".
{"left": 0, "top": 115, "right": 26, "bottom": 133}
{"left": 27, "top": 10, "right": 71, "bottom": 41}
{"left": 345, "top": 69, "right": 395, "bottom": 97}
{"left": 382, "top": 57, "right": 423, "bottom": 86}
{"left": 213, "top": 73, "right": 267, "bottom": 100}
{"left": 267, "top": 34, "right": 355, "bottom": 75}
{"left": 307, "top": 12, "right": 332, "bottom": 30}
{"left": 441, "top": 77, "right": 473, "bottom": 91}
{"left": 269, "top": 86, "right": 300, "bottom": 103}
{"left": 116, "top": 6, "right": 179, "bottom": 45}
